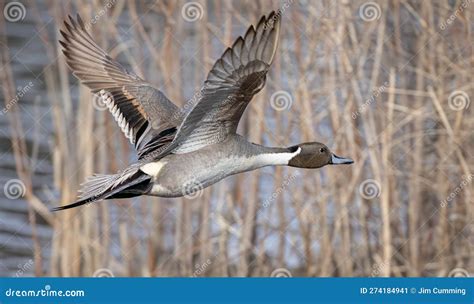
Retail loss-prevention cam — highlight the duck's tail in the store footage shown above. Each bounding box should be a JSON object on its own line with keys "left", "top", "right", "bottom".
{"left": 51, "top": 169, "right": 152, "bottom": 212}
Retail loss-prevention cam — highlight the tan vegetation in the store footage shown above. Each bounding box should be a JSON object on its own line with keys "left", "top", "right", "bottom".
{"left": 0, "top": 0, "right": 472, "bottom": 277}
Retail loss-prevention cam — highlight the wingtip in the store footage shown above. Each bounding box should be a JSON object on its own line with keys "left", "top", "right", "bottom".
{"left": 58, "top": 39, "right": 67, "bottom": 49}
{"left": 63, "top": 13, "right": 87, "bottom": 34}
{"left": 268, "top": 10, "right": 282, "bottom": 29}
{"left": 68, "top": 14, "right": 76, "bottom": 27}
{"left": 58, "top": 31, "right": 71, "bottom": 45}
{"left": 255, "top": 10, "right": 282, "bottom": 34}
{"left": 267, "top": 10, "right": 277, "bottom": 19}
{"left": 76, "top": 13, "right": 86, "bottom": 30}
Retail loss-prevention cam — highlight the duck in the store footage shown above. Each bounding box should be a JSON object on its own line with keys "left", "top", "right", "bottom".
{"left": 53, "top": 11, "right": 353, "bottom": 211}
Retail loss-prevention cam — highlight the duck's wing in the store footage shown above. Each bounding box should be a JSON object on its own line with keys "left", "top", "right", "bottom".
{"left": 60, "top": 15, "right": 182, "bottom": 151}
{"left": 152, "top": 12, "right": 281, "bottom": 156}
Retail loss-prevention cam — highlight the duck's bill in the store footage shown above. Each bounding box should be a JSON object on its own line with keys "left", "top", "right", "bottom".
{"left": 330, "top": 154, "right": 354, "bottom": 165}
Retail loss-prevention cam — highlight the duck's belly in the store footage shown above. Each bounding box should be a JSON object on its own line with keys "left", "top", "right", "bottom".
{"left": 145, "top": 153, "right": 256, "bottom": 197}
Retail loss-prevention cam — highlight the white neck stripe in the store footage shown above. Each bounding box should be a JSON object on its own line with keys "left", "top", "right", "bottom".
{"left": 254, "top": 147, "right": 301, "bottom": 167}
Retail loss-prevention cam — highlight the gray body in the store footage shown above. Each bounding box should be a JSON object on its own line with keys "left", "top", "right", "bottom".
{"left": 145, "top": 135, "right": 297, "bottom": 197}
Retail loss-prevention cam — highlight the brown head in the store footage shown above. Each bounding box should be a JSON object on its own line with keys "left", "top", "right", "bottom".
{"left": 287, "top": 142, "right": 353, "bottom": 169}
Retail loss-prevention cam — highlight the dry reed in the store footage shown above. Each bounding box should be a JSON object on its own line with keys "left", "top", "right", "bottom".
{"left": 0, "top": 0, "right": 472, "bottom": 277}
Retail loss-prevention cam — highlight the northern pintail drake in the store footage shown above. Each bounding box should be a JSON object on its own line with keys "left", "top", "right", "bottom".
{"left": 53, "top": 12, "right": 353, "bottom": 211}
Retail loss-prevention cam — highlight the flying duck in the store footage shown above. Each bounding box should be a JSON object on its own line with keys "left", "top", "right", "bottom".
{"left": 53, "top": 11, "right": 353, "bottom": 211}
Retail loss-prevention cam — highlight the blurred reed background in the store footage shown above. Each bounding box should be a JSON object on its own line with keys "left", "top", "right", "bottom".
{"left": 0, "top": 0, "right": 472, "bottom": 277}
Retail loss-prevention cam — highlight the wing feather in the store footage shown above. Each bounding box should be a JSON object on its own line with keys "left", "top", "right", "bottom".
{"left": 60, "top": 14, "right": 182, "bottom": 152}
{"left": 145, "top": 12, "right": 281, "bottom": 158}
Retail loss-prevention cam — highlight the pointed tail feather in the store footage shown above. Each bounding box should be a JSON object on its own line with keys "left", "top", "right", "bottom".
{"left": 50, "top": 196, "right": 102, "bottom": 212}
{"left": 51, "top": 170, "right": 151, "bottom": 212}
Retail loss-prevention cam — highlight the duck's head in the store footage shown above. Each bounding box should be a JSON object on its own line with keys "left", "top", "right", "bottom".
{"left": 287, "top": 142, "right": 353, "bottom": 169}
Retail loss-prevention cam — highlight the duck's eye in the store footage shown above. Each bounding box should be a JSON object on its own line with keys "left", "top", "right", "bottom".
{"left": 319, "top": 148, "right": 325, "bottom": 153}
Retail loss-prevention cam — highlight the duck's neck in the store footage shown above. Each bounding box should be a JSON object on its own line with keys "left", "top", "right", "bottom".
{"left": 251, "top": 144, "right": 301, "bottom": 167}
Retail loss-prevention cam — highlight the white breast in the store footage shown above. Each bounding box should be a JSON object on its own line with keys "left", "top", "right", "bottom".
{"left": 140, "top": 161, "right": 165, "bottom": 177}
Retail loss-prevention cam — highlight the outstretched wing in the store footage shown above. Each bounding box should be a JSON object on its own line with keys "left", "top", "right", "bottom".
{"left": 155, "top": 11, "right": 281, "bottom": 156}
{"left": 60, "top": 15, "right": 182, "bottom": 151}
